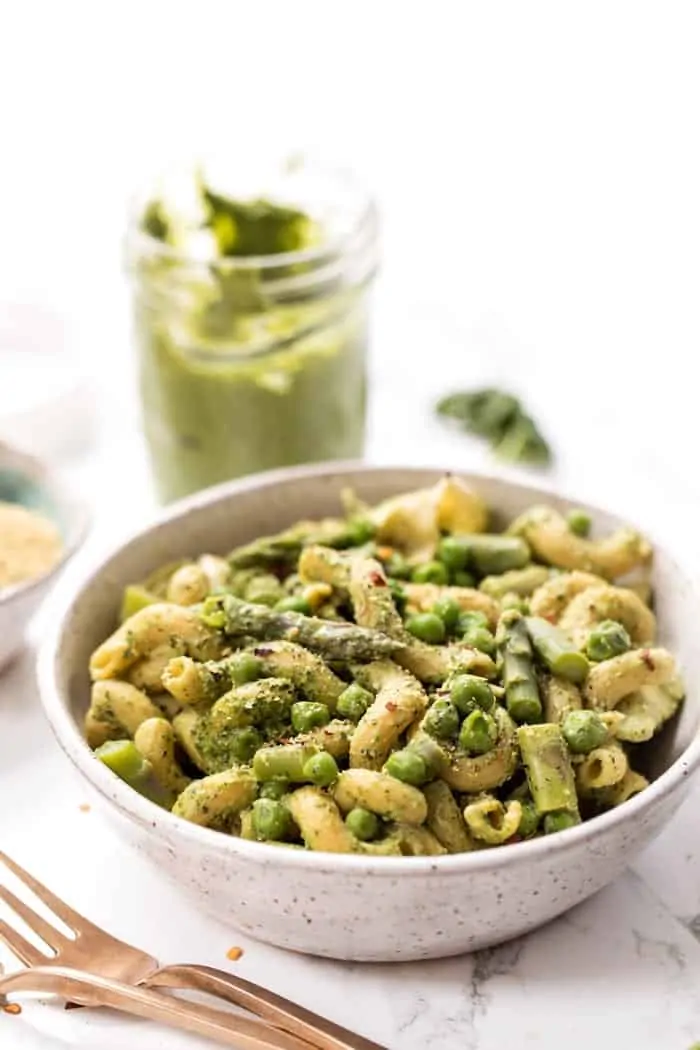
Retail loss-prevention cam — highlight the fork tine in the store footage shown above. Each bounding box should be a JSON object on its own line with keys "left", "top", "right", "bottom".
{"left": 0, "top": 885, "right": 68, "bottom": 952}
{"left": 0, "top": 851, "right": 95, "bottom": 934}
{"left": 0, "top": 919, "right": 50, "bottom": 966}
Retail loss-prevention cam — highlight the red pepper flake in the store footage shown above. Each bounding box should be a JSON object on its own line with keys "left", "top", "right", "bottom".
{"left": 3, "top": 1003, "right": 22, "bottom": 1015}
{"left": 385, "top": 701, "right": 398, "bottom": 712}
{"left": 641, "top": 649, "right": 655, "bottom": 670}
{"left": 226, "top": 946, "right": 244, "bottom": 961}
{"left": 79, "top": 803, "right": 91, "bottom": 813}
{"left": 253, "top": 647, "right": 273, "bottom": 657}
{"left": 368, "top": 570, "right": 387, "bottom": 587}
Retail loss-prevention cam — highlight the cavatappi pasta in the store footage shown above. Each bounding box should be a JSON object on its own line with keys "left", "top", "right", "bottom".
{"left": 86, "top": 477, "right": 682, "bottom": 856}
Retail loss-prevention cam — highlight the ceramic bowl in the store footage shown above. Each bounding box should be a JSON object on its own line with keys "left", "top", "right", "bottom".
{"left": 0, "top": 442, "right": 89, "bottom": 671}
{"left": 38, "top": 464, "right": 700, "bottom": 962}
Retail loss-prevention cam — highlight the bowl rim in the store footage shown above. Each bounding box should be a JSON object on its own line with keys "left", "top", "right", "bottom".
{"left": 0, "top": 442, "right": 91, "bottom": 606}
{"left": 37, "top": 459, "right": 700, "bottom": 875}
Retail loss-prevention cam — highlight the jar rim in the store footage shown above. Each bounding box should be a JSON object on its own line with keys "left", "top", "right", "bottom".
{"left": 124, "top": 155, "right": 380, "bottom": 275}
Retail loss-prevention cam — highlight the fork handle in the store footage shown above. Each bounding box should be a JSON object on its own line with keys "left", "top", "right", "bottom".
{"left": 0, "top": 965, "right": 315, "bottom": 1050}
{"left": 145, "top": 964, "right": 386, "bottom": 1050}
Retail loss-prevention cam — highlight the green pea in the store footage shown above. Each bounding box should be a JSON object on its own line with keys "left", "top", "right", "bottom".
{"left": 543, "top": 810, "right": 579, "bottom": 834}
{"left": 461, "top": 625, "right": 497, "bottom": 655}
{"left": 517, "top": 800, "right": 540, "bottom": 838}
{"left": 384, "top": 552, "right": 411, "bottom": 579}
{"left": 458, "top": 709, "right": 498, "bottom": 754}
{"left": 336, "top": 683, "right": 373, "bottom": 723}
{"left": 258, "top": 778, "right": 289, "bottom": 801}
{"left": 229, "top": 727, "right": 264, "bottom": 762}
{"left": 567, "top": 509, "right": 592, "bottom": 537}
{"left": 229, "top": 652, "right": 263, "bottom": 686}
{"left": 449, "top": 674, "right": 495, "bottom": 714}
{"left": 432, "top": 597, "right": 462, "bottom": 633}
{"left": 411, "top": 561, "right": 449, "bottom": 585}
{"left": 585, "top": 620, "right": 631, "bottom": 662}
{"left": 275, "top": 595, "right": 313, "bottom": 615}
{"left": 384, "top": 749, "right": 428, "bottom": 786}
{"left": 457, "top": 610, "right": 489, "bottom": 633}
{"left": 303, "top": 752, "right": 339, "bottom": 786}
{"left": 345, "top": 807, "right": 380, "bottom": 841}
{"left": 438, "top": 536, "right": 469, "bottom": 573}
{"left": 423, "top": 699, "right": 460, "bottom": 740}
{"left": 405, "top": 612, "right": 446, "bottom": 645}
{"left": 291, "top": 701, "right": 331, "bottom": 733}
{"left": 252, "top": 798, "right": 292, "bottom": 841}
{"left": 561, "top": 709, "right": 608, "bottom": 754}
{"left": 451, "top": 569, "right": 476, "bottom": 587}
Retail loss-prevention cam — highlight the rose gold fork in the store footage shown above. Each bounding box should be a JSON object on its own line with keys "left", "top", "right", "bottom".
{"left": 0, "top": 851, "right": 384, "bottom": 1050}
{"left": 0, "top": 963, "right": 314, "bottom": 1049}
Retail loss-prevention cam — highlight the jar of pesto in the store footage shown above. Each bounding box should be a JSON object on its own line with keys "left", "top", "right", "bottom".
{"left": 126, "top": 158, "right": 379, "bottom": 502}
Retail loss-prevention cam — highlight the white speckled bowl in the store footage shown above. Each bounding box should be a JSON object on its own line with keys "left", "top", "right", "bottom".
{"left": 38, "top": 464, "right": 700, "bottom": 961}
{"left": 0, "top": 442, "right": 89, "bottom": 671}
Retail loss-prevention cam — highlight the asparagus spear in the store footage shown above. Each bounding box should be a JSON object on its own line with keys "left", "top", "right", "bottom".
{"left": 498, "top": 610, "right": 543, "bottom": 723}
{"left": 525, "top": 616, "right": 590, "bottom": 684}
{"left": 517, "top": 722, "right": 580, "bottom": 819}
{"left": 201, "top": 594, "right": 404, "bottom": 663}
{"left": 227, "top": 517, "right": 374, "bottom": 570}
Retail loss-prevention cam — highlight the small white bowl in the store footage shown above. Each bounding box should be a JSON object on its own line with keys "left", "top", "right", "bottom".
{"left": 0, "top": 442, "right": 89, "bottom": 670}
{"left": 38, "top": 464, "right": 700, "bottom": 961}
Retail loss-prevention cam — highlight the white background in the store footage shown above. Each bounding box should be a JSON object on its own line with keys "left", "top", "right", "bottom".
{"left": 1, "top": 1, "right": 700, "bottom": 534}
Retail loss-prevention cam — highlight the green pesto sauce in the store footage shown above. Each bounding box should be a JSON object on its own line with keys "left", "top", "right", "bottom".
{"left": 134, "top": 184, "right": 368, "bottom": 503}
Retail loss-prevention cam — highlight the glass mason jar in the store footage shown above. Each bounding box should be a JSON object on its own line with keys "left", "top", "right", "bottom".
{"left": 125, "top": 158, "right": 379, "bottom": 503}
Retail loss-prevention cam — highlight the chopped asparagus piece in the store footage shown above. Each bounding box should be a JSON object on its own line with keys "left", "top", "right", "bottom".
{"left": 253, "top": 742, "right": 321, "bottom": 782}
{"left": 525, "top": 616, "right": 590, "bottom": 684}
{"left": 94, "top": 740, "right": 175, "bottom": 808}
{"left": 518, "top": 722, "right": 579, "bottom": 817}
{"left": 498, "top": 611, "right": 543, "bottom": 723}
